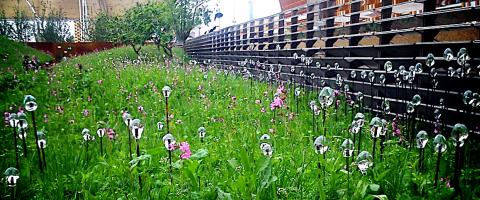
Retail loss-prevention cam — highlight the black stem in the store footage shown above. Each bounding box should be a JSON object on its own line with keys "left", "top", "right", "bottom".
{"left": 434, "top": 144, "right": 442, "bottom": 187}
{"left": 21, "top": 128, "right": 27, "bottom": 158}
{"left": 128, "top": 128, "right": 132, "bottom": 160}
{"left": 358, "top": 127, "right": 362, "bottom": 155}
{"left": 322, "top": 109, "right": 326, "bottom": 136}
{"left": 380, "top": 135, "right": 385, "bottom": 161}
{"left": 169, "top": 150, "right": 173, "bottom": 184}
{"left": 41, "top": 143, "right": 46, "bottom": 170}
{"left": 12, "top": 126, "right": 19, "bottom": 169}
{"left": 312, "top": 109, "right": 315, "bottom": 138}
{"left": 166, "top": 97, "right": 169, "bottom": 134}
{"left": 137, "top": 141, "right": 142, "bottom": 190}
{"left": 31, "top": 112, "right": 43, "bottom": 173}
{"left": 453, "top": 137, "right": 461, "bottom": 193}
{"left": 352, "top": 133, "right": 356, "bottom": 159}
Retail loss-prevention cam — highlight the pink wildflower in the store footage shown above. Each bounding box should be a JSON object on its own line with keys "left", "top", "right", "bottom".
{"left": 261, "top": 107, "right": 266, "bottom": 113}
{"left": 168, "top": 143, "right": 176, "bottom": 151}
{"left": 179, "top": 142, "right": 191, "bottom": 159}
{"left": 334, "top": 90, "right": 340, "bottom": 97}
{"left": 276, "top": 85, "right": 285, "bottom": 94}
{"left": 107, "top": 128, "right": 116, "bottom": 140}
{"left": 97, "top": 79, "right": 103, "bottom": 84}
{"left": 270, "top": 97, "right": 284, "bottom": 110}
{"left": 231, "top": 96, "right": 237, "bottom": 101}
{"left": 88, "top": 96, "right": 92, "bottom": 102}
{"left": 4, "top": 112, "right": 10, "bottom": 125}
{"left": 83, "top": 109, "right": 89, "bottom": 117}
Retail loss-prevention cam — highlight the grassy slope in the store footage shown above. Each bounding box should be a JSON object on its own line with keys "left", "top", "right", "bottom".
{"left": 0, "top": 36, "right": 52, "bottom": 69}
{"left": 0, "top": 45, "right": 461, "bottom": 199}
{"left": 0, "top": 36, "right": 53, "bottom": 102}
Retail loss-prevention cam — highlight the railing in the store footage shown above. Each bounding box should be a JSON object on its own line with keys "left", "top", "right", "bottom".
{"left": 184, "top": 0, "right": 480, "bottom": 134}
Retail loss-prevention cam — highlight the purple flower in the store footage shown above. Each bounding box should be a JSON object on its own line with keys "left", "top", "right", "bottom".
{"left": 179, "top": 142, "right": 191, "bottom": 159}
{"left": 107, "top": 128, "right": 116, "bottom": 140}
{"left": 83, "top": 109, "right": 89, "bottom": 117}
{"left": 270, "top": 97, "right": 284, "bottom": 110}
{"left": 4, "top": 112, "right": 10, "bottom": 125}
{"left": 276, "top": 85, "right": 285, "bottom": 94}
{"left": 334, "top": 90, "right": 340, "bottom": 97}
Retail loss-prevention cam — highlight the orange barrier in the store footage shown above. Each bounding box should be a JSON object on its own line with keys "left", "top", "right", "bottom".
{"left": 27, "top": 42, "right": 120, "bottom": 61}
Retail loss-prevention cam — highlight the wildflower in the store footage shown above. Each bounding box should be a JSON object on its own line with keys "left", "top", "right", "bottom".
{"left": 87, "top": 96, "right": 92, "bottom": 102}
{"left": 168, "top": 143, "right": 176, "bottom": 151}
{"left": 83, "top": 109, "right": 89, "bottom": 117}
{"left": 334, "top": 89, "right": 340, "bottom": 97}
{"left": 97, "top": 79, "right": 103, "bottom": 84}
{"left": 269, "top": 128, "right": 274, "bottom": 133}
{"left": 288, "top": 112, "right": 295, "bottom": 120}
{"left": 231, "top": 96, "right": 237, "bottom": 101}
{"left": 138, "top": 106, "right": 144, "bottom": 113}
{"left": 263, "top": 91, "right": 269, "bottom": 97}
{"left": 176, "top": 120, "right": 183, "bottom": 124}
{"left": 276, "top": 85, "right": 285, "bottom": 94}
{"left": 179, "top": 142, "right": 191, "bottom": 159}
{"left": 270, "top": 97, "right": 284, "bottom": 110}
{"left": 107, "top": 128, "right": 116, "bottom": 140}
{"left": 261, "top": 107, "right": 266, "bottom": 113}
{"left": 43, "top": 114, "right": 48, "bottom": 123}
{"left": 4, "top": 112, "right": 10, "bottom": 125}
{"left": 255, "top": 99, "right": 261, "bottom": 104}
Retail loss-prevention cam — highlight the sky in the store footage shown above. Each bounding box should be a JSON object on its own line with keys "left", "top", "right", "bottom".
{"left": 193, "top": 0, "right": 281, "bottom": 36}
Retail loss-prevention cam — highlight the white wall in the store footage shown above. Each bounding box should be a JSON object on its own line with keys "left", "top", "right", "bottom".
{"left": 191, "top": 0, "right": 282, "bottom": 38}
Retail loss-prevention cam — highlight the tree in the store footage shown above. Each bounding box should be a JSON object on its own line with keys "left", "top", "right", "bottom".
{"left": 170, "top": 0, "right": 212, "bottom": 45}
{"left": 37, "top": 9, "right": 72, "bottom": 42}
{"left": 13, "top": 10, "right": 33, "bottom": 42}
{"left": 89, "top": 12, "right": 116, "bottom": 42}
{"left": 117, "top": 3, "right": 157, "bottom": 56}
{"left": 148, "top": 2, "right": 174, "bottom": 57}
{"left": 0, "top": 10, "right": 13, "bottom": 38}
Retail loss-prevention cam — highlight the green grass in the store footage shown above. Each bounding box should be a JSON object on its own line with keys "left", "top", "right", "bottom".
{"left": 0, "top": 36, "right": 53, "bottom": 69}
{"left": 0, "top": 44, "right": 471, "bottom": 199}
{"left": 0, "top": 36, "right": 53, "bottom": 102}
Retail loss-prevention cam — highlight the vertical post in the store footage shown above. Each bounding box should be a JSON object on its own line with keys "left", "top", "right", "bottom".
{"left": 31, "top": 111, "right": 43, "bottom": 172}
{"left": 12, "top": 126, "right": 19, "bottom": 169}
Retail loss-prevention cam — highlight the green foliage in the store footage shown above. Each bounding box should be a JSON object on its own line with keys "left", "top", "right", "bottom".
{"left": 0, "top": 36, "right": 52, "bottom": 100}
{"left": 0, "top": 44, "right": 476, "bottom": 199}
{"left": 88, "top": 12, "right": 117, "bottom": 42}
{"left": 12, "top": 10, "right": 33, "bottom": 42}
{"left": 169, "top": 0, "right": 212, "bottom": 44}
{"left": 0, "top": 10, "right": 13, "bottom": 37}
{"left": 36, "top": 9, "right": 72, "bottom": 42}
